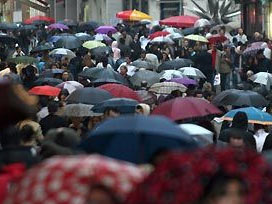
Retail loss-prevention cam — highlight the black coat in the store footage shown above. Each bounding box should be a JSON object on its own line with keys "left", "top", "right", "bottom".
{"left": 130, "top": 40, "right": 142, "bottom": 61}
{"left": 257, "top": 57, "right": 272, "bottom": 73}
{"left": 40, "top": 114, "right": 67, "bottom": 135}
{"left": 246, "top": 133, "right": 272, "bottom": 152}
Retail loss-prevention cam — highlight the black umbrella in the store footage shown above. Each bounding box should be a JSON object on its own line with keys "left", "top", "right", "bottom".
{"left": 129, "top": 70, "right": 161, "bottom": 87}
{"left": 79, "top": 21, "right": 102, "bottom": 31}
{"left": 55, "top": 35, "right": 82, "bottom": 49}
{"left": 92, "top": 98, "right": 139, "bottom": 114}
{"left": 66, "top": 87, "right": 113, "bottom": 105}
{"left": 58, "top": 20, "right": 78, "bottom": 27}
{"left": 0, "top": 33, "right": 17, "bottom": 44}
{"left": 0, "top": 23, "right": 20, "bottom": 30}
{"left": 31, "top": 43, "right": 54, "bottom": 53}
{"left": 182, "top": 27, "right": 199, "bottom": 36}
{"left": 91, "top": 46, "right": 112, "bottom": 57}
{"left": 78, "top": 67, "right": 129, "bottom": 86}
{"left": 158, "top": 58, "right": 194, "bottom": 72}
{"left": 212, "top": 89, "right": 268, "bottom": 107}
{"left": 18, "top": 25, "right": 37, "bottom": 31}
{"left": 131, "top": 60, "right": 157, "bottom": 70}
{"left": 33, "top": 78, "right": 63, "bottom": 86}
{"left": 75, "top": 33, "right": 94, "bottom": 42}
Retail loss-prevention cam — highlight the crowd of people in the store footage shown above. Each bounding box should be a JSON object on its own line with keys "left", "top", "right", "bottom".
{"left": 1, "top": 18, "right": 272, "bottom": 204}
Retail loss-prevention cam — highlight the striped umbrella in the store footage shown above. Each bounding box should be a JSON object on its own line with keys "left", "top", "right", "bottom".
{"left": 116, "top": 10, "right": 152, "bottom": 21}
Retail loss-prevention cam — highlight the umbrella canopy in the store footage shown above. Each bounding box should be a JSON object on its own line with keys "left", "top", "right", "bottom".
{"left": 80, "top": 115, "right": 197, "bottom": 164}
{"left": 152, "top": 97, "right": 221, "bottom": 121}
{"left": 48, "top": 23, "right": 69, "bottom": 30}
{"left": 18, "top": 24, "right": 38, "bottom": 31}
{"left": 184, "top": 34, "right": 208, "bottom": 43}
{"left": 178, "top": 67, "right": 206, "bottom": 79}
{"left": 7, "top": 56, "right": 38, "bottom": 64}
{"left": 250, "top": 72, "right": 272, "bottom": 86}
{"left": 146, "top": 54, "right": 159, "bottom": 67}
{"left": 33, "top": 77, "right": 63, "bottom": 86}
{"left": 92, "top": 98, "right": 139, "bottom": 114}
{"left": 95, "top": 25, "right": 117, "bottom": 34}
{"left": 243, "top": 42, "right": 264, "bottom": 56}
{"left": 49, "top": 48, "right": 76, "bottom": 59}
{"left": 222, "top": 107, "right": 272, "bottom": 125}
{"left": 150, "top": 36, "right": 174, "bottom": 44}
{"left": 181, "top": 27, "right": 200, "bottom": 35}
{"left": 194, "top": 18, "right": 211, "bottom": 28}
{"left": 136, "top": 90, "right": 157, "bottom": 105}
{"left": 212, "top": 89, "right": 268, "bottom": 107}
{"left": 129, "top": 70, "right": 161, "bottom": 87}
{"left": 116, "top": 10, "right": 152, "bottom": 21}
{"left": 208, "top": 34, "right": 228, "bottom": 44}
{"left": 131, "top": 60, "right": 157, "bottom": 70}
{"left": 159, "top": 15, "right": 199, "bottom": 28}
{"left": 55, "top": 35, "right": 82, "bottom": 49}
{"left": 75, "top": 32, "right": 94, "bottom": 41}
{"left": 149, "top": 31, "right": 170, "bottom": 40}
{"left": 28, "top": 85, "right": 61, "bottom": 97}
{"left": 160, "top": 70, "right": 184, "bottom": 80}
{"left": 31, "top": 43, "right": 54, "bottom": 53}
{"left": 56, "top": 81, "right": 84, "bottom": 94}
{"left": 79, "top": 21, "right": 101, "bottom": 31}
{"left": 149, "top": 82, "right": 187, "bottom": 94}
{"left": 98, "top": 83, "right": 141, "bottom": 101}
{"left": 167, "top": 77, "right": 197, "bottom": 86}
{"left": 0, "top": 33, "right": 17, "bottom": 44}
{"left": 168, "top": 32, "right": 184, "bottom": 40}
{"left": 41, "top": 69, "right": 64, "bottom": 78}
{"left": 91, "top": 46, "right": 112, "bottom": 57}
{"left": 78, "top": 67, "right": 129, "bottom": 86}
{"left": 0, "top": 23, "right": 20, "bottom": 30}
{"left": 66, "top": 87, "right": 112, "bottom": 105}
{"left": 179, "top": 124, "right": 213, "bottom": 146}
{"left": 163, "top": 27, "right": 182, "bottom": 34}
{"left": 158, "top": 58, "right": 194, "bottom": 72}
{"left": 24, "top": 15, "right": 55, "bottom": 24}
{"left": 5, "top": 155, "right": 145, "bottom": 204}
{"left": 63, "top": 104, "right": 101, "bottom": 117}
{"left": 94, "top": 33, "right": 112, "bottom": 42}
{"left": 58, "top": 19, "right": 77, "bottom": 26}
{"left": 82, "top": 40, "right": 106, "bottom": 50}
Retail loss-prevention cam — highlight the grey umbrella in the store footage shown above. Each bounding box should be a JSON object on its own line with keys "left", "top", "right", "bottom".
{"left": 131, "top": 60, "right": 157, "bottom": 70}
{"left": 55, "top": 35, "right": 82, "bottom": 49}
{"left": 66, "top": 87, "right": 113, "bottom": 105}
{"left": 129, "top": 70, "right": 162, "bottom": 88}
{"left": 63, "top": 104, "right": 102, "bottom": 117}
{"left": 158, "top": 58, "right": 194, "bottom": 72}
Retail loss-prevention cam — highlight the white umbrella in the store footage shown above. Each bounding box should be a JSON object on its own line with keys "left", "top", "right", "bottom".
{"left": 250, "top": 72, "right": 272, "bottom": 88}
{"left": 151, "top": 36, "right": 174, "bottom": 44}
{"left": 179, "top": 123, "right": 213, "bottom": 146}
{"left": 178, "top": 67, "right": 206, "bottom": 79}
{"left": 168, "top": 33, "right": 183, "bottom": 40}
{"left": 146, "top": 53, "right": 159, "bottom": 67}
{"left": 63, "top": 104, "right": 102, "bottom": 117}
{"left": 49, "top": 48, "right": 76, "bottom": 59}
{"left": 163, "top": 27, "right": 182, "bottom": 34}
{"left": 160, "top": 70, "right": 184, "bottom": 80}
{"left": 194, "top": 19, "right": 211, "bottom": 28}
{"left": 149, "top": 82, "right": 187, "bottom": 94}
{"left": 56, "top": 81, "right": 84, "bottom": 94}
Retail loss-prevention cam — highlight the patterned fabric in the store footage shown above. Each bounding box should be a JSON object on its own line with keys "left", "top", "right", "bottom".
{"left": 5, "top": 155, "right": 146, "bottom": 204}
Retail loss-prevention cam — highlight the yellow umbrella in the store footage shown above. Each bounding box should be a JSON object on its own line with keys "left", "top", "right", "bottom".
{"left": 184, "top": 34, "right": 209, "bottom": 43}
{"left": 82, "top": 40, "right": 106, "bottom": 50}
{"left": 116, "top": 10, "right": 152, "bottom": 21}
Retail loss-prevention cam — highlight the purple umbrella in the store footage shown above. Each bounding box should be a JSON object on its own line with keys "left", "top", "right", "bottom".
{"left": 95, "top": 26, "right": 117, "bottom": 34}
{"left": 243, "top": 42, "right": 264, "bottom": 56}
{"left": 48, "top": 23, "right": 69, "bottom": 30}
{"left": 167, "top": 77, "right": 197, "bottom": 87}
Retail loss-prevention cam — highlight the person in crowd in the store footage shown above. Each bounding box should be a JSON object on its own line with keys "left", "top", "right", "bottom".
{"left": 219, "top": 44, "right": 232, "bottom": 91}
{"left": 235, "top": 28, "right": 248, "bottom": 44}
{"left": 256, "top": 49, "right": 272, "bottom": 73}
{"left": 117, "top": 55, "right": 137, "bottom": 76}
{"left": 118, "top": 29, "right": 133, "bottom": 47}
{"left": 130, "top": 33, "right": 142, "bottom": 61}
{"left": 39, "top": 101, "right": 67, "bottom": 135}
{"left": 103, "top": 107, "right": 121, "bottom": 120}
{"left": 111, "top": 41, "right": 121, "bottom": 62}
{"left": 139, "top": 31, "right": 150, "bottom": 50}
{"left": 135, "top": 104, "right": 150, "bottom": 116}
{"left": 249, "top": 124, "right": 272, "bottom": 152}
{"left": 233, "top": 43, "right": 246, "bottom": 87}
{"left": 12, "top": 44, "right": 25, "bottom": 58}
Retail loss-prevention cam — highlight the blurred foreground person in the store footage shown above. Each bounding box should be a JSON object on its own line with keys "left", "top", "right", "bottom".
{"left": 126, "top": 147, "right": 272, "bottom": 204}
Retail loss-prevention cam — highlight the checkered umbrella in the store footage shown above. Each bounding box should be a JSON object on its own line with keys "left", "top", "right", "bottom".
{"left": 149, "top": 82, "right": 187, "bottom": 94}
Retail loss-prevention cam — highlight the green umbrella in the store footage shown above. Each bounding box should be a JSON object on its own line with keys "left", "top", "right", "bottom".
{"left": 82, "top": 40, "right": 106, "bottom": 50}
{"left": 8, "top": 56, "right": 38, "bottom": 64}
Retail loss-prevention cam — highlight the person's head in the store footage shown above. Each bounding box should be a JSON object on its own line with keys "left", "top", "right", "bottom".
{"left": 133, "top": 33, "right": 139, "bottom": 41}
{"left": 19, "top": 124, "right": 36, "bottom": 146}
{"left": 162, "top": 52, "right": 169, "bottom": 61}
{"left": 125, "top": 55, "right": 131, "bottom": 64}
{"left": 140, "top": 50, "right": 146, "bottom": 59}
{"left": 62, "top": 71, "right": 69, "bottom": 81}
{"left": 223, "top": 44, "right": 231, "bottom": 53}
{"left": 232, "top": 111, "right": 248, "bottom": 130}
{"left": 8, "top": 62, "right": 17, "bottom": 74}
{"left": 121, "top": 29, "right": 127, "bottom": 38}
{"left": 58, "top": 89, "right": 69, "bottom": 103}
{"left": 88, "top": 185, "right": 120, "bottom": 204}
{"left": 135, "top": 104, "right": 150, "bottom": 116}
{"left": 238, "top": 28, "right": 244, "bottom": 35}
{"left": 183, "top": 39, "right": 189, "bottom": 47}
{"left": 119, "top": 65, "right": 128, "bottom": 76}
{"left": 219, "top": 26, "right": 226, "bottom": 35}
{"left": 141, "top": 80, "right": 148, "bottom": 88}
{"left": 48, "top": 101, "right": 59, "bottom": 115}
{"left": 203, "top": 91, "right": 215, "bottom": 102}
{"left": 228, "top": 129, "right": 245, "bottom": 150}
{"left": 195, "top": 89, "right": 203, "bottom": 98}
{"left": 119, "top": 37, "right": 125, "bottom": 45}
{"left": 246, "top": 70, "right": 254, "bottom": 79}
{"left": 15, "top": 45, "right": 22, "bottom": 53}
{"left": 266, "top": 102, "right": 272, "bottom": 114}
{"left": 83, "top": 55, "right": 93, "bottom": 67}
{"left": 101, "top": 56, "right": 109, "bottom": 68}
{"left": 104, "top": 108, "right": 120, "bottom": 119}
{"left": 108, "top": 31, "right": 113, "bottom": 37}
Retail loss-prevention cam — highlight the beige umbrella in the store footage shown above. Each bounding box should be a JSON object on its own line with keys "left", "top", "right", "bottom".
{"left": 149, "top": 82, "right": 187, "bottom": 94}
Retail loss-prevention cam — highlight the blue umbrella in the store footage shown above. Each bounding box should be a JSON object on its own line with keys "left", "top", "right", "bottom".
{"left": 80, "top": 115, "right": 198, "bottom": 164}
{"left": 92, "top": 98, "right": 138, "bottom": 114}
{"left": 222, "top": 107, "right": 272, "bottom": 125}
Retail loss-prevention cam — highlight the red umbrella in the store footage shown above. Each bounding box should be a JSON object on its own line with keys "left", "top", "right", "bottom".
{"left": 24, "top": 15, "right": 55, "bottom": 24}
{"left": 98, "top": 84, "right": 141, "bottom": 102}
{"left": 28, "top": 85, "right": 61, "bottom": 97}
{"left": 152, "top": 97, "right": 221, "bottom": 121}
{"left": 149, "top": 31, "right": 170, "bottom": 40}
{"left": 208, "top": 34, "right": 228, "bottom": 44}
{"left": 159, "top": 15, "right": 199, "bottom": 28}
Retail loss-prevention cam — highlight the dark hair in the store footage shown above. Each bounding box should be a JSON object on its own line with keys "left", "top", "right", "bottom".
{"left": 119, "top": 38, "right": 125, "bottom": 44}
{"left": 104, "top": 107, "right": 120, "bottom": 115}
{"left": 0, "top": 126, "right": 21, "bottom": 148}
{"left": 232, "top": 111, "right": 248, "bottom": 130}
{"left": 20, "top": 125, "right": 35, "bottom": 143}
{"left": 48, "top": 101, "right": 59, "bottom": 114}
{"left": 8, "top": 62, "right": 17, "bottom": 74}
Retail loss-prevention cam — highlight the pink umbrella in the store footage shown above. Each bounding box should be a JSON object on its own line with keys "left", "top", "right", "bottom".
{"left": 159, "top": 15, "right": 199, "bottom": 28}
{"left": 95, "top": 25, "right": 117, "bottom": 34}
{"left": 48, "top": 23, "right": 69, "bottom": 30}
{"left": 243, "top": 42, "right": 265, "bottom": 56}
